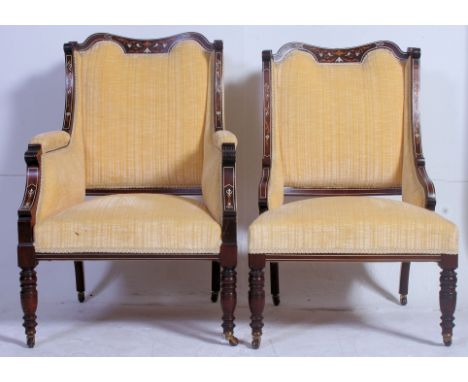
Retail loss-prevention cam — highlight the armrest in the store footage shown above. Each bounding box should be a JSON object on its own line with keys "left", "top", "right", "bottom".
{"left": 18, "top": 131, "right": 85, "bottom": 245}
{"left": 212, "top": 130, "right": 237, "bottom": 149}
{"left": 401, "top": 131, "right": 436, "bottom": 210}
{"left": 202, "top": 130, "right": 238, "bottom": 225}
{"left": 29, "top": 131, "right": 70, "bottom": 153}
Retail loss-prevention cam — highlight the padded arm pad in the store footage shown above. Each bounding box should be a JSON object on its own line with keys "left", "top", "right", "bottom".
{"left": 31, "top": 131, "right": 85, "bottom": 223}
{"left": 212, "top": 130, "right": 237, "bottom": 149}
{"left": 30, "top": 131, "right": 71, "bottom": 153}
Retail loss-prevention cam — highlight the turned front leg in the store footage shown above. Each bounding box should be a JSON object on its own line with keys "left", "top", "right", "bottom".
{"left": 249, "top": 254, "right": 266, "bottom": 349}
{"left": 439, "top": 255, "right": 457, "bottom": 346}
{"left": 221, "top": 266, "right": 238, "bottom": 346}
{"left": 20, "top": 268, "right": 38, "bottom": 348}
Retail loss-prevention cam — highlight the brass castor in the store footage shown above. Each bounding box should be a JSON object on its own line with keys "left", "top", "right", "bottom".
{"left": 210, "top": 291, "right": 219, "bottom": 303}
{"left": 224, "top": 332, "right": 239, "bottom": 346}
{"left": 26, "top": 335, "right": 35, "bottom": 348}
{"left": 78, "top": 292, "right": 85, "bottom": 303}
{"left": 252, "top": 334, "right": 261, "bottom": 349}
{"left": 272, "top": 294, "right": 280, "bottom": 306}
{"left": 400, "top": 294, "right": 407, "bottom": 306}
{"left": 443, "top": 333, "right": 452, "bottom": 347}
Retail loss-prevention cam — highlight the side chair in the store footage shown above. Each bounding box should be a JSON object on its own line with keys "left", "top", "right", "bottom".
{"left": 248, "top": 41, "right": 458, "bottom": 349}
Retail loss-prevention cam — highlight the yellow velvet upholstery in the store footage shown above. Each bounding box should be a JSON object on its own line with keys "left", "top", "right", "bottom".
{"left": 249, "top": 197, "right": 458, "bottom": 255}
{"left": 31, "top": 130, "right": 85, "bottom": 222}
{"left": 29, "top": 37, "right": 235, "bottom": 254}
{"left": 402, "top": 56, "right": 426, "bottom": 208}
{"left": 267, "top": 79, "right": 284, "bottom": 209}
{"left": 270, "top": 49, "right": 405, "bottom": 190}
{"left": 34, "top": 194, "right": 221, "bottom": 253}
{"left": 30, "top": 131, "right": 70, "bottom": 153}
{"left": 74, "top": 40, "right": 211, "bottom": 189}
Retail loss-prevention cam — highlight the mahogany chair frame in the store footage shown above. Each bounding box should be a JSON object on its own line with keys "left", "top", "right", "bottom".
{"left": 17, "top": 32, "right": 238, "bottom": 348}
{"left": 248, "top": 41, "right": 457, "bottom": 349}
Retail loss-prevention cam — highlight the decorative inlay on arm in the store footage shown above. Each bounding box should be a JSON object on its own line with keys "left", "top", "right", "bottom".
{"left": 222, "top": 143, "right": 236, "bottom": 213}
{"left": 259, "top": 167, "right": 270, "bottom": 201}
{"left": 224, "top": 183, "right": 234, "bottom": 210}
{"left": 74, "top": 32, "right": 215, "bottom": 54}
{"left": 18, "top": 144, "right": 41, "bottom": 232}
{"left": 22, "top": 184, "right": 37, "bottom": 210}
{"left": 273, "top": 41, "right": 408, "bottom": 63}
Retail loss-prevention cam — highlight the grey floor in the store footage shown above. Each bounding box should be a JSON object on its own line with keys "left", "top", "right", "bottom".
{"left": 1, "top": 293, "right": 467, "bottom": 356}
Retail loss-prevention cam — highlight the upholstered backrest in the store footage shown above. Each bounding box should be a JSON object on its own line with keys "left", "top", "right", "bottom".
{"left": 73, "top": 38, "right": 212, "bottom": 189}
{"left": 271, "top": 45, "right": 406, "bottom": 189}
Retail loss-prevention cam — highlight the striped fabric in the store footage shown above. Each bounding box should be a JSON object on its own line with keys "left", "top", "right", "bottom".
{"left": 270, "top": 49, "right": 405, "bottom": 191}
{"left": 249, "top": 197, "right": 458, "bottom": 255}
{"left": 74, "top": 40, "right": 212, "bottom": 188}
{"left": 35, "top": 194, "right": 221, "bottom": 253}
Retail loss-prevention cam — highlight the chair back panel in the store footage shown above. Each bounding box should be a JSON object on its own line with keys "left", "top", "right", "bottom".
{"left": 272, "top": 48, "right": 406, "bottom": 189}
{"left": 74, "top": 39, "right": 212, "bottom": 188}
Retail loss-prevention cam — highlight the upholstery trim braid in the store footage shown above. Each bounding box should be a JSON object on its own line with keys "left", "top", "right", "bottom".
{"left": 249, "top": 196, "right": 458, "bottom": 255}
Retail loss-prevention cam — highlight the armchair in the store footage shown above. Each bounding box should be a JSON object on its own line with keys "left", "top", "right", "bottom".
{"left": 248, "top": 41, "right": 458, "bottom": 349}
{"left": 18, "top": 32, "right": 239, "bottom": 347}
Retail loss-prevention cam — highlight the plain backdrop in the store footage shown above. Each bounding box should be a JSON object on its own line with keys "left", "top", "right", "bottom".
{"left": 0, "top": 26, "right": 466, "bottom": 326}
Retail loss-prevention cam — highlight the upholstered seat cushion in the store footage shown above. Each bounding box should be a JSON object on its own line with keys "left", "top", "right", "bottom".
{"left": 249, "top": 197, "right": 458, "bottom": 255}
{"left": 34, "top": 194, "right": 221, "bottom": 254}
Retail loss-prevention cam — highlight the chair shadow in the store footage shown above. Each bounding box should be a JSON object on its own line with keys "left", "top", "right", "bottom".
{"left": 266, "top": 306, "right": 441, "bottom": 347}
{"left": 0, "top": 334, "right": 24, "bottom": 347}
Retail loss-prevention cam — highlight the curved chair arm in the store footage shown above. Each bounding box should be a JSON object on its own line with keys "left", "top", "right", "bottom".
{"left": 402, "top": 49, "right": 436, "bottom": 211}
{"left": 18, "top": 131, "right": 85, "bottom": 255}
{"left": 220, "top": 142, "right": 237, "bottom": 265}
{"left": 202, "top": 130, "right": 238, "bottom": 225}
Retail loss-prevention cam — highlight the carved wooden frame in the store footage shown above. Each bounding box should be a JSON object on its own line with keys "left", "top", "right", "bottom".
{"left": 17, "top": 32, "right": 238, "bottom": 347}
{"left": 249, "top": 41, "right": 456, "bottom": 349}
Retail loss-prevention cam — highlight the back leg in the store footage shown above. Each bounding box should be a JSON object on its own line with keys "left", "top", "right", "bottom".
{"left": 399, "top": 262, "right": 410, "bottom": 305}
{"left": 270, "top": 262, "right": 280, "bottom": 306}
{"left": 211, "top": 261, "right": 221, "bottom": 303}
{"left": 74, "top": 261, "right": 85, "bottom": 303}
